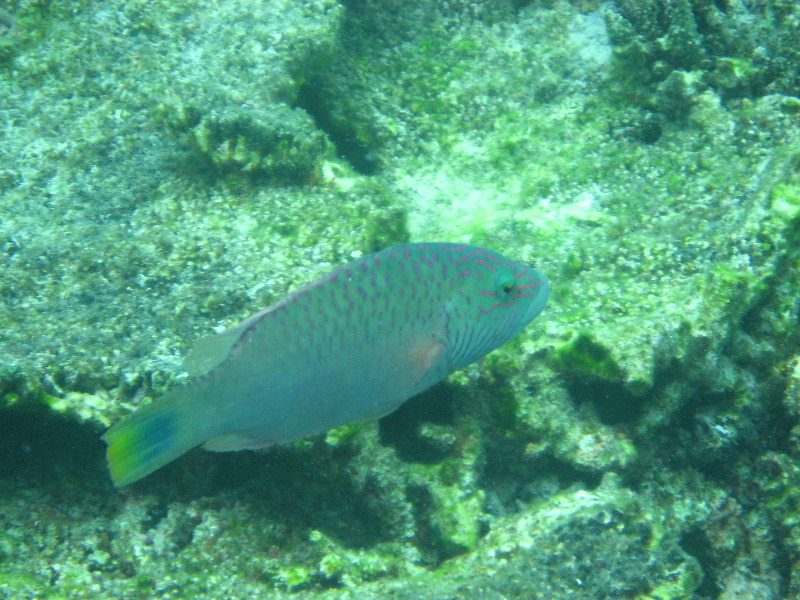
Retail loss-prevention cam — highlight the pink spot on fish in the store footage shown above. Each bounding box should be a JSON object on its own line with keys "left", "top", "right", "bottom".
{"left": 473, "top": 259, "right": 496, "bottom": 271}
{"left": 474, "top": 248, "right": 502, "bottom": 264}
{"left": 479, "top": 302, "right": 515, "bottom": 315}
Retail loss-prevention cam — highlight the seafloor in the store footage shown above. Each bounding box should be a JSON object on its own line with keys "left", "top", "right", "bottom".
{"left": 1, "top": 0, "right": 799, "bottom": 598}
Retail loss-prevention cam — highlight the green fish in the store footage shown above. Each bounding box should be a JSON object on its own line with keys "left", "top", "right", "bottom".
{"left": 104, "top": 243, "right": 549, "bottom": 486}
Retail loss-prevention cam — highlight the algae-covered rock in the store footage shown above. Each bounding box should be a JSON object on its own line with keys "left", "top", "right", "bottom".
{"left": 605, "top": 0, "right": 800, "bottom": 110}
{"left": 150, "top": 0, "right": 342, "bottom": 181}
{"left": 176, "top": 104, "right": 331, "bottom": 182}
{"left": 353, "top": 473, "right": 703, "bottom": 600}
{"left": 0, "top": 463, "right": 707, "bottom": 600}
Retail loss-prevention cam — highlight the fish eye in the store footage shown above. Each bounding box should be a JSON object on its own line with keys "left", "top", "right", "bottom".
{"left": 495, "top": 269, "right": 515, "bottom": 297}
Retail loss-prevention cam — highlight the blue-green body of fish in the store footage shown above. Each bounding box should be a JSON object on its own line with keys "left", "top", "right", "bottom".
{"left": 103, "top": 242, "right": 549, "bottom": 486}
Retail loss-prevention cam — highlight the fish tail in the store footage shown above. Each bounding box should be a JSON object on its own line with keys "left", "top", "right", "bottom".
{"left": 102, "top": 388, "right": 200, "bottom": 487}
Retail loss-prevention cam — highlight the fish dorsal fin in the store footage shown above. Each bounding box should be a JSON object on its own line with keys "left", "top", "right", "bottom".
{"left": 182, "top": 308, "right": 272, "bottom": 377}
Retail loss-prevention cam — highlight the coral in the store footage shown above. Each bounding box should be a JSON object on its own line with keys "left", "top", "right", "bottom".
{"left": 605, "top": 0, "right": 800, "bottom": 116}
{"left": 717, "top": 570, "right": 776, "bottom": 600}
{"left": 174, "top": 104, "right": 331, "bottom": 183}
{"left": 653, "top": 69, "right": 707, "bottom": 121}
{"left": 461, "top": 474, "right": 702, "bottom": 600}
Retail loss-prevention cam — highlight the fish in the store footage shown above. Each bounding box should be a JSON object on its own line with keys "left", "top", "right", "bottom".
{"left": 103, "top": 242, "right": 549, "bottom": 486}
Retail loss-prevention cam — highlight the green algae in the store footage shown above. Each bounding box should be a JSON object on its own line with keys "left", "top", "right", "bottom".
{"left": 551, "top": 332, "right": 623, "bottom": 380}
{"left": 635, "top": 560, "right": 703, "bottom": 600}
{"left": 770, "top": 178, "right": 800, "bottom": 223}
{"left": 167, "top": 103, "right": 332, "bottom": 183}
{"left": 0, "top": 568, "right": 58, "bottom": 600}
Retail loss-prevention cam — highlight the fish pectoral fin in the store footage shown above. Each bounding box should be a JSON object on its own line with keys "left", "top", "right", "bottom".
{"left": 202, "top": 432, "right": 275, "bottom": 452}
{"left": 417, "top": 336, "right": 445, "bottom": 374}
{"left": 405, "top": 334, "right": 447, "bottom": 386}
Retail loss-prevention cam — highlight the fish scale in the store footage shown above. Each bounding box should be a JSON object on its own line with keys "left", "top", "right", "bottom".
{"left": 103, "top": 242, "right": 549, "bottom": 486}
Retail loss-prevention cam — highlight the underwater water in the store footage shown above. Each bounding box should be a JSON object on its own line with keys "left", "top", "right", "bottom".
{"left": 1, "top": 0, "right": 799, "bottom": 598}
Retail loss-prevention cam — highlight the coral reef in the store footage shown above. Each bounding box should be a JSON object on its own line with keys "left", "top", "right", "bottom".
{"left": 1, "top": 0, "right": 800, "bottom": 598}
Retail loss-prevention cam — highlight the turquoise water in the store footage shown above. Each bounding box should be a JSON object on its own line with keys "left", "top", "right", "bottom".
{"left": 1, "top": 1, "right": 799, "bottom": 598}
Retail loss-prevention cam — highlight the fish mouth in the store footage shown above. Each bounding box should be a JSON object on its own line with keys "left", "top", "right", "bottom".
{"left": 524, "top": 269, "right": 550, "bottom": 322}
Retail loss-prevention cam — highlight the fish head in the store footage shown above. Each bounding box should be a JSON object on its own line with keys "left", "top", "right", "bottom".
{"left": 488, "top": 260, "right": 550, "bottom": 329}
{"left": 445, "top": 247, "right": 549, "bottom": 371}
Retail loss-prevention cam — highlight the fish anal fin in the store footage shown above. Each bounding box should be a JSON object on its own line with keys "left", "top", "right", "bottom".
{"left": 202, "top": 432, "right": 276, "bottom": 452}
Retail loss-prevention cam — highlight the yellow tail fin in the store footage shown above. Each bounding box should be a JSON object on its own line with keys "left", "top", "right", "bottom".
{"left": 102, "top": 390, "right": 198, "bottom": 487}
